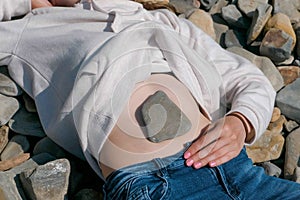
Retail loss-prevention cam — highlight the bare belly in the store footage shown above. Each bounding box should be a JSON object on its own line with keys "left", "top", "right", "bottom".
{"left": 99, "top": 74, "right": 210, "bottom": 179}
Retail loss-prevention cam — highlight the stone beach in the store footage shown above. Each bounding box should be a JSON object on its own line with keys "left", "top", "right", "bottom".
{"left": 1, "top": 0, "right": 300, "bottom": 199}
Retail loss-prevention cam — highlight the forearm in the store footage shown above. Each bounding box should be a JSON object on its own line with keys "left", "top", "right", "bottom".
{"left": 0, "top": 0, "right": 31, "bottom": 21}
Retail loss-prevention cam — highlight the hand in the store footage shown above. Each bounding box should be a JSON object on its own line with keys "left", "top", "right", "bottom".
{"left": 31, "top": 0, "right": 53, "bottom": 9}
{"left": 49, "top": 0, "right": 80, "bottom": 7}
{"left": 184, "top": 114, "right": 247, "bottom": 169}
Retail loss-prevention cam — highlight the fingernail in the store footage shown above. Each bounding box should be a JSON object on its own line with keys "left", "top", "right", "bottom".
{"left": 184, "top": 152, "right": 191, "bottom": 159}
{"left": 186, "top": 159, "right": 194, "bottom": 166}
{"left": 194, "top": 162, "right": 202, "bottom": 169}
{"left": 210, "top": 161, "right": 216, "bottom": 167}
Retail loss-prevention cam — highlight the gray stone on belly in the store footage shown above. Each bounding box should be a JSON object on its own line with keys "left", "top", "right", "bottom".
{"left": 141, "top": 90, "right": 192, "bottom": 143}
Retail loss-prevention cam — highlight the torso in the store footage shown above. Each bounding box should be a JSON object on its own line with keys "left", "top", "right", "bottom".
{"left": 99, "top": 74, "right": 210, "bottom": 179}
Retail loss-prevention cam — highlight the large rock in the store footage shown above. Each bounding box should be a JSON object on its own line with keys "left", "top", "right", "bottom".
{"left": 221, "top": 4, "right": 250, "bottom": 29}
{"left": 8, "top": 107, "right": 45, "bottom": 137}
{"left": 278, "top": 66, "right": 300, "bottom": 86}
{"left": 188, "top": 9, "right": 216, "bottom": 40}
{"left": 0, "top": 94, "right": 19, "bottom": 126}
{"left": 246, "top": 130, "right": 284, "bottom": 163}
{"left": 169, "top": 0, "right": 200, "bottom": 14}
{"left": 0, "top": 135, "right": 30, "bottom": 161}
{"left": 247, "top": 3, "right": 272, "bottom": 44}
{"left": 237, "top": 0, "right": 269, "bottom": 18}
{"left": 272, "top": 0, "right": 300, "bottom": 24}
{"left": 265, "top": 13, "right": 296, "bottom": 50}
{"left": 276, "top": 78, "right": 300, "bottom": 123}
{"left": 141, "top": 91, "right": 192, "bottom": 143}
{"left": 20, "top": 159, "right": 71, "bottom": 200}
{"left": 0, "top": 172, "right": 23, "bottom": 200}
{"left": 260, "top": 28, "right": 293, "bottom": 63}
{"left": 226, "top": 46, "right": 284, "bottom": 91}
{"left": 0, "top": 73, "right": 22, "bottom": 97}
{"left": 284, "top": 128, "right": 300, "bottom": 179}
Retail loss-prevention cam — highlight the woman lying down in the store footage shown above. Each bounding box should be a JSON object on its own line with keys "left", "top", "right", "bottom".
{"left": 1, "top": 0, "right": 300, "bottom": 199}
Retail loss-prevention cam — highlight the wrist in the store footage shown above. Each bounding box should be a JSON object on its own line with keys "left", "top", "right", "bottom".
{"left": 227, "top": 112, "right": 254, "bottom": 143}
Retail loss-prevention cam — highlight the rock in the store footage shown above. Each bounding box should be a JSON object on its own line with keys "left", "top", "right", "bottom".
{"left": 0, "top": 126, "right": 9, "bottom": 153}
{"left": 270, "top": 107, "right": 281, "bottom": 122}
{"left": 199, "top": 0, "right": 218, "bottom": 11}
{"left": 260, "top": 161, "right": 282, "bottom": 177}
{"left": 141, "top": 91, "right": 192, "bottom": 143}
{"left": 209, "top": 0, "right": 229, "bottom": 15}
{"left": 169, "top": 0, "right": 200, "bottom": 14}
{"left": 20, "top": 159, "right": 71, "bottom": 200}
{"left": 268, "top": 115, "right": 286, "bottom": 135}
{"left": 293, "top": 167, "right": 300, "bottom": 183}
{"left": 275, "top": 55, "right": 295, "bottom": 66}
{"left": 0, "top": 172, "right": 23, "bottom": 200}
{"left": 276, "top": 78, "right": 300, "bottom": 124}
{"left": 188, "top": 9, "right": 216, "bottom": 40}
{"left": 224, "top": 29, "right": 245, "bottom": 48}
{"left": 246, "top": 130, "right": 284, "bottom": 163}
{"left": 260, "top": 28, "right": 293, "bottom": 63}
{"left": 272, "top": 0, "right": 300, "bottom": 24}
{"left": 0, "top": 94, "right": 19, "bottom": 126}
{"left": 33, "top": 137, "right": 69, "bottom": 159}
{"left": 213, "top": 21, "right": 229, "bottom": 47}
{"left": 0, "top": 135, "right": 30, "bottom": 161}
{"left": 23, "top": 93, "right": 37, "bottom": 113}
{"left": 0, "top": 73, "right": 22, "bottom": 96}
{"left": 8, "top": 107, "right": 45, "bottom": 138}
{"left": 294, "top": 22, "right": 300, "bottom": 60}
{"left": 73, "top": 188, "right": 102, "bottom": 200}
{"left": 278, "top": 66, "right": 300, "bottom": 85}
{"left": 284, "top": 128, "right": 300, "bottom": 179}
{"left": 284, "top": 119, "right": 299, "bottom": 133}
{"left": 247, "top": 3, "right": 272, "bottom": 44}
{"left": 237, "top": 0, "right": 269, "bottom": 18}
{"left": 0, "top": 153, "right": 30, "bottom": 171}
{"left": 226, "top": 46, "right": 284, "bottom": 91}
{"left": 221, "top": 4, "right": 250, "bottom": 29}
{"left": 265, "top": 13, "right": 297, "bottom": 50}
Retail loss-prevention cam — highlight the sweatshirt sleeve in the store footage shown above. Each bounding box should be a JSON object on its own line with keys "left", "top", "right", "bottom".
{"left": 0, "top": 0, "right": 31, "bottom": 21}
{"left": 151, "top": 9, "right": 276, "bottom": 144}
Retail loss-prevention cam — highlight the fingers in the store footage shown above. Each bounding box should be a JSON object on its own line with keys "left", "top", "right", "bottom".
{"left": 184, "top": 116, "right": 246, "bottom": 169}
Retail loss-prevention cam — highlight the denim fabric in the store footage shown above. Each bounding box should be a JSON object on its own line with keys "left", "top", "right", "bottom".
{"left": 103, "top": 147, "right": 300, "bottom": 200}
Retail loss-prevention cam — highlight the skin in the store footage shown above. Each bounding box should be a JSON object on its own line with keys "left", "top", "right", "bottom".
{"left": 184, "top": 113, "right": 247, "bottom": 169}
{"left": 31, "top": 0, "right": 80, "bottom": 9}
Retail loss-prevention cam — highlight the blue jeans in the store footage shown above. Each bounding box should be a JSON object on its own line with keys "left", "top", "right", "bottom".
{"left": 103, "top": 147, "right": 300, "bottom": 200}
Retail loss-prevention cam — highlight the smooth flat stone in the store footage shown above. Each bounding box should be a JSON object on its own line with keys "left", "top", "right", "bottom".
{"left": 141, "top": 91, "right": 192, "bottom": 143}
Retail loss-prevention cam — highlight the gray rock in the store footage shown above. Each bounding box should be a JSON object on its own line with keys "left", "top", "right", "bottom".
{"left": 247, "top": 3, "right": 272, "bottom": 44}
{"left": 33, "top": 137, "right": 69, "bottom": 159}
{"left": 275, "top": 56, "right": 295, "bottom": 66}
{"left": 272, "top": 0, "right": 300, "bottom": 24}
{"left": 293, "top": 167, "right": 300, "bottom": 183}
{"left": 0, "top": 126, "right": 9, "bottom": 154}
{"left": 224, "top": 29, "right": 244, "bottom": 48}
{"left": 0, "top": 135, "right": 30, "bottom": 161}
{"left": 221, "top": 4, "right": 250, "bottom": 29}
{"left": 276, "top": 78, "right": 300, "bottom": 124}
{"left": 20, "top": 159, "right": 71, "bottom": 200}
{"left": 227, "top": 46, "right": 284, "bottom": 91}
{"left": 141, "top": 91, "right": 192, "bottom": 143}
{"left": 284, "top": 127, "right": 300, "bottom": 179}
{"left": 199, "top": 0, "right": 218, "bottom": 11}
{"left": 0, "top": 73, "right": 22, "bottom": 97}
{"left": 0, "top": 172, "right": 23, "bottom": 200}
{"left": 8, "top": 107, "right": 45, "bottom": 137}
{"left": 0, "top": 94, "right": 19, "bottom": 126}
{"left": 209, "top": 0, "right": 229, "bottom": 15}
{"left": 23, "top": 93, "right": 37, "bottom": 113}
{"left": 284, "top": 119, "right": 299, "bottom": 133}
{"left": 169, "top": 0, "right": 200, "bottom": 14}
{"left": 237, "top": 0, "right": 269, "bottom": 17}
{"left": 260, "top": 161, "right": 282, "bottom": 177}
{"left": 260, "top": 28, "right": 294, "bottom": 62}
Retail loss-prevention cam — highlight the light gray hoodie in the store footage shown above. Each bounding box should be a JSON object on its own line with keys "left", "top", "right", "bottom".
{"left": 0, "top": 0, "right": 276, "bottom": 179}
